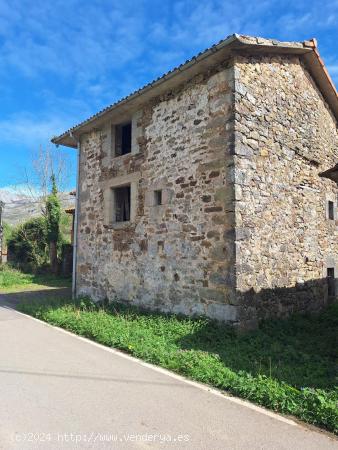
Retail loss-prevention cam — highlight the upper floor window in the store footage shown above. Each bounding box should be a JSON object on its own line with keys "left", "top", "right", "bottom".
{"left": 114, "top": 122, "right": 132, "bottom": 156}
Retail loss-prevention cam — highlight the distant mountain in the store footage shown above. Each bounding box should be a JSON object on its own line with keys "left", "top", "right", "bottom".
{"left": 0, "top": 188, "right": 75, "bottom": 226}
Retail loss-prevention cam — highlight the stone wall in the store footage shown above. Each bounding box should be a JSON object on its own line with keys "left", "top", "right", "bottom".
{"left": 76, "top": 52, "right": 338, "bottom": 327}
{"left": 233, "top": 54, "right": 338, "bottom": 326}
{"left": 76, "top": 60, "right": 239, "bottom": 322}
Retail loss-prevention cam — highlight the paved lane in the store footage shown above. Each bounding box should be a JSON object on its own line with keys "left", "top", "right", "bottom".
{"left": 0, "top": 304, "right": 337, "bottom": 449}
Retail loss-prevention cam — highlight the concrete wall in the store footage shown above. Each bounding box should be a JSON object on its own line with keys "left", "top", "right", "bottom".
{"left": 233, "top": 54, "right": 338, "bottom": 326}
{"left": 76, "top": 60, "right": 239, "bottom": 322}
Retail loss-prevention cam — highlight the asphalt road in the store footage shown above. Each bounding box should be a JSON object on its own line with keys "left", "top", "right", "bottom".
{"left": 0, "top": 302, "right": 337, "bottom": 450}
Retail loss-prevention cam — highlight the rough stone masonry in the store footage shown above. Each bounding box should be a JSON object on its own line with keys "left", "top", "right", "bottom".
{"left": 52, "top": 35, "right": 338, "bottom": 329}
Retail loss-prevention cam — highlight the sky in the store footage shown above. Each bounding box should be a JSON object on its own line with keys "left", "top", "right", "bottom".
{"left": 0, "top": 0, "right": 337, "bottom": 192}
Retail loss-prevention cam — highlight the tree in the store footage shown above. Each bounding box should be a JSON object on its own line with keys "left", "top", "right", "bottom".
{"left": 16, "top": 145, "right": 74, "bottom": 218}
{"left": 13, "top": 145, "right": 74, "bottom": 273}
{"left": 25, "top": 145, "right": 73, "bottom": 200}
{"left": 46, "top": 175, "right": 61, "bottom": 273}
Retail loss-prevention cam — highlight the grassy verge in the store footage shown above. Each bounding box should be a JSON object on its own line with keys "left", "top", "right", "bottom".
{"left": 18, "top": 297, "right": 338, "bottom": 433}
{"left": 0, "top": 265, "right": 71, "bottom": 292}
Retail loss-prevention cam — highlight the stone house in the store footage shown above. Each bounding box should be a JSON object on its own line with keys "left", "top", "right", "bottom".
{"left": 52, "top": 34, "right": 338, "bottom": 328}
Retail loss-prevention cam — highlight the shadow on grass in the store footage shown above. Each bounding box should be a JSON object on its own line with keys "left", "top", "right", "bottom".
{"left": 98, "top": 298, "right": 338, "bottom": 391}
{"left": 0, "top": 287, "right": 72, "bottom": 308}
{"left": 0, "top": 265, "right": 72, "bottom": 291}
{"left": 178, "top": 305, "right": 338, "bottom": 390}
{"left": 174, "top": 280, "right": 338, "bottom": 391}
{"left": 29, "top": 273, "right": 72, "bottom": 288}
{"left": 94, "top": 293, "right": 338, "bottom": 390}
{"left": 17, "top": 293, "right": 338, "bottom": 392}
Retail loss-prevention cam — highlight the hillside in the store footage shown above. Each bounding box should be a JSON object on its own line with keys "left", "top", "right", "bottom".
{"left": 0, "top": 188, "right": 75, "bottom": 226}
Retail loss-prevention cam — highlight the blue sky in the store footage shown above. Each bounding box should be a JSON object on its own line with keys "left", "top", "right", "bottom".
{"left": 0, "top": 0, "right": 337, "bottom": 191}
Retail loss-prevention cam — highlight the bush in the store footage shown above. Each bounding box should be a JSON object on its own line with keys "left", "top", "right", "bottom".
{"left": 6, "top": 212, "right": 72, "bottom": 273}
{"left": 2, "top": 222, "right": 14, "bottom": 246}
{"left": 7, "top": 217, "right": 48, "bottom": 270}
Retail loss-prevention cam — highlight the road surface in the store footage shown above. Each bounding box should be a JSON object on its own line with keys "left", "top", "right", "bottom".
{"left": 0, "top": 300, "right": 337, "bottom": 449}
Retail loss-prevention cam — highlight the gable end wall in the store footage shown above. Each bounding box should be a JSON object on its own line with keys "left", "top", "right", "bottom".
{"left": 233, "top": 54, "right": 338, "bottom": 326}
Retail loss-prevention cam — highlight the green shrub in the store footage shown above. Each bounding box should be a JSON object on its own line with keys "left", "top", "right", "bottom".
{"left": 59, "top": 213, "right": 72, "bottom": 246}
{"left": 2, "top": 222, "right": 14, "bottom": 246}
{"left": 7, "top": 217, "right": 48, "bottom": 270}
{"left": 6, "top": 211, "right": 72, "bottom": 273}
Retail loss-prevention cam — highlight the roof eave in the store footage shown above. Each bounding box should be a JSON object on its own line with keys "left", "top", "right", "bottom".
{"left": 52, "top": 34, "right": 338, "bottom": 148}
{"left": 51, "top": 33, "right": 240, "bottom": 148}
{"left": 319, "top": 165, "right": 338, "bottom": 183}
{"left": 302, "top": 47, "right": 338, "bottom": 120}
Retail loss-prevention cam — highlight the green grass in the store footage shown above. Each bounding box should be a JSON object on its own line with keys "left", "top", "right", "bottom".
{"left": 18, "top": 297, "right": 338, "bottom": 433}
{"left": 0, "top": 265, "right": 71, "bottom": 292}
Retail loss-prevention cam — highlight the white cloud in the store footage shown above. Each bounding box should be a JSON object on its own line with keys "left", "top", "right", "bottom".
{"left": 0, "top": 0, "right": 337, "bottom": 143}
{"left": 0, "top": 113, "right": 71, "bottom": 147}
{"left": 327, "top": 65, "right": 338, "bottom": 75}
{"left": 0, "top": 0, "right": 146, "bottom": 81}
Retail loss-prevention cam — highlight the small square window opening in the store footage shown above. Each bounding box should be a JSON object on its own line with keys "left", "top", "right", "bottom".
{"left": 114, "top": 186, "right": 131, "bottom": 222}
{"left": 327, "top": 267, "right": 335, "bottom": 297}
{"left": 328, "top": 201, "right": 334, "bottom": 220}
{"left": 154, "top": 190, "right": 162, "bottom": 206}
